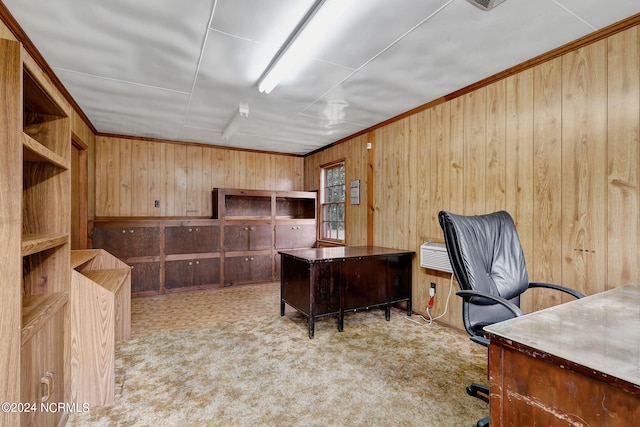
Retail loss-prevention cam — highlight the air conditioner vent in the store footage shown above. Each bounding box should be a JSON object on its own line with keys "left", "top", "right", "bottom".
{"left": 420, "top": 242, "right": 452, "bottom": 273}
{"left": 466, "top": 0, "right": 508, "bottom": 11}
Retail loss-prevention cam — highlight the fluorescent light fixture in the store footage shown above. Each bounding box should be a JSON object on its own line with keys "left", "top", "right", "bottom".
{"left": 257, "top": 0, "right": 353, "bottom": 94}
{"left": 221, "top": 103, "right": 249, "bottom": 141}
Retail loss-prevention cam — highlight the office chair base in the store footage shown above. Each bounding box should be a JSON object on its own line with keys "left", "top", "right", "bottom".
{"left": 476, "top": 415, "right": 489, "bottom": 427}
{"left": 467, "top": 383, "right": 489, "bottom": 400}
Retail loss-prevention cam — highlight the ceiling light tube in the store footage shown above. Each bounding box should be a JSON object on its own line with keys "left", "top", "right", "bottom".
{"left": 222, "top": 103, "right": 249, "bottom": 140}
{"left": 257, "top": 0, "right": 352, "bottom": 94}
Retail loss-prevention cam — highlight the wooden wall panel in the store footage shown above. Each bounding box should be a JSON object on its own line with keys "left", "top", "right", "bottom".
{"left": 303, "top": 135, "right": 368, "bottom": 246}
{"left": 464, "top": 89, "right": 486, "bottom": 214}
{"left": 485, "top": 81, "right": 506, "bottom": 213}
{"left": 529, "top": 58, "right": 563, "bottom": 312}
{"left": 449, "top": 97, "right": 465, "bottom": 215}
{"left": 607, "top": 27, "right": 640, "bottom": 288}
{"left": 119, "top": 139, "right": 133, "bottom": 215}
{"left": 304, "top": 23, "right": 640, "bottom": 331}
{"left": 429, "top": 102, "right": 450, "bottom": 236}
{"left": 96, "top": 137, "right": 304, "bottom": 217}
{"left": 561, "top": 40, "right": 608, "bottom": 299}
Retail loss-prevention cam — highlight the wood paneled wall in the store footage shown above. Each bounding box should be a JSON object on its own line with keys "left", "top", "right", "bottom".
{"left": 304, "top": 134, "right": 370, "bottom": 246}
{"left": 304, "top": 24, "right": 640, "bottom": 330}
{"left": 95, "top": 136, "right": 304, "bottom": 217}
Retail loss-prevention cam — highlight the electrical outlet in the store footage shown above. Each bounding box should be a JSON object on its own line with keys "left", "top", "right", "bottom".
{"left": 154, "top": 200, "right": 160, "bottom": 208}
{"left": 430, "top": 282, "right": 436, "bottom": 297}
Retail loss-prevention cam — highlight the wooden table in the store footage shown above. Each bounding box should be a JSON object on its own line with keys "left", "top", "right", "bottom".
{"left": 279, "top": 246, "right": 414, "bottom": 338}
{"left": 484, "top": 283, "right": 640, "bottom": 426}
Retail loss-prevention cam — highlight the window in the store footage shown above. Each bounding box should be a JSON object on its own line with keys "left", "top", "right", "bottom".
{"left": 320, "top": 161, "right": 345, "bottom": 242}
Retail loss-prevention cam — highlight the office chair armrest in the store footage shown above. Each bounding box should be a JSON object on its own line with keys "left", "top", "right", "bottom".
{"left": 528, "top": 282, "right": 584, "bottom": 299}
{"left": 456, "top": 290, "right": 524, "bottom": 317}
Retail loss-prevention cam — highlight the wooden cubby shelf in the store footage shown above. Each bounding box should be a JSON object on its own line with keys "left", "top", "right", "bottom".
{"left": 21, "top": 292, "right": 68, "bottom": 345}
{"left": 21, "top": 232, "right": 69, "bottom": 256}
{"left": 22, "top": 132, "right": 70, "bottom": 169}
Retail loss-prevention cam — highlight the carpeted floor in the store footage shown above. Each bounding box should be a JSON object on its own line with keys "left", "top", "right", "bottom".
{"left": 67, "top": 284, "right": 488, "bottom": 426}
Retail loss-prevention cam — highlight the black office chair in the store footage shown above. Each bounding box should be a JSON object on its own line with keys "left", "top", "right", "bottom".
{"left": 438, "top": 210, "right": 584, "bottom": 427}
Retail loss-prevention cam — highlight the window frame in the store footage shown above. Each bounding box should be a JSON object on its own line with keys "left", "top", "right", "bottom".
{"left": 318, "top": 160, "right": 346, "bottom": 245}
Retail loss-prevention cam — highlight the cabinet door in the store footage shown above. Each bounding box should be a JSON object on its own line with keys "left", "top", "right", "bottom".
{"left": 128, "top": 261, "right": 160, "bottom": 294}
{"left": 165, "top": 258, "right": 221, "bottom": 290}
{"left": 275, "top": 224, "right": 317, "bottom": 249}
{"left": 193, "top": 258, "right": 221, "bottom": 287}
{"left": 224, "top": 224, "right": 272, "bottom": 251}
{"left": 224, "top": 254, "right": 273, "bottom": 285}
{"left": 165, "top": 259, "right": 194, "bottom": 289}
{"left": 165, "top": 226, "right": 220, "bottom": 255}
{"left": 21, "top": 307, "right": 65, "bottom": 427}
{"left": 92, "top": 226, "right": 160, "bottom": 258}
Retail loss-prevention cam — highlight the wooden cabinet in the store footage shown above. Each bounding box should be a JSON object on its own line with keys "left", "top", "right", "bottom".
{"left": 91, "top": 219, "right": 222, "bottom": 295}
{"left": 165, "top": 257, "right": 221, "bottom": 289}
{"left": 70, "top": 249, "right": 131, "bottom": 407}
{"left": 1, "top": 39, "right": 71, "bottom": 427}
{"left": 224, "top": 254, "right": 273, "bottom": 285}
{"left": 165, "top": 225, "right": 219, "bottom": 254}
{"left": 91, "top": 226, "right": 161, "bottom": 258}
{"left": 214, "top": 188, "right": 317, "bottom": 287}
{"left": 20, "top": 307, "right": 66, "bottom": 427}
{"left": 224, "top": 223, "right": 272, "bottom": 251}
{"left": 89, "top": 189, "right": 317, "bottom": 295}
{"left": 275, "top": 223, "right": 318, "bottom": 249}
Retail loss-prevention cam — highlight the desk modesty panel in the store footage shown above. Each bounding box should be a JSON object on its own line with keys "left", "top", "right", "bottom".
{"left": 484, "top": 283, "right": 640, "bottom": 426}
{"left": 279, "top": 246, "right": 414, "bottom": 338}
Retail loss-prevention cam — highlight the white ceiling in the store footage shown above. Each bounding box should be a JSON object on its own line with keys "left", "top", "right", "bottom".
{"left": 4, "top": 0, "right": 640, "bottom": 155}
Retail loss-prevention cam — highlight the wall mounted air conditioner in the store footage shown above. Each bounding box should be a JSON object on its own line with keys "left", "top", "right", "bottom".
{"left": 420, "top": 242, "right": 453, "bottom": 273}
{"left": 466, "top": 0, "right": 508, "bottom": 11}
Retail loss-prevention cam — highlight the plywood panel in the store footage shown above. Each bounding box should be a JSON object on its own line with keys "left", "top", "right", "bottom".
{"left": 427, "top": 102, "right": 457, "bottom": 324}
{"left": 344, "top": 136, "right": 368, "bottom": 246}
{"left": 607, "top": 27, "right": 640, "bottom": 287}
{"left": 95, "top": 137, "right": 304, "bottom": 217}
{"left": 148, "top": 140, "right": 161, "bottom": 217}
{"left": 173, "top": 144, "right": 188, "bottom": 215}
{"left": 561, "top": 40, "right": 608, "bottom": 298}
{"left": 485, "top": 80, "right": 506, "bottom": 213}
{"left": 186, "top": 145, "right": 203, "bottom": 216}
{"left": 449, "top": 97, "right": 465, "bottom": 215}
{"left": 211, "top": 147, "right": 226, "bottom": 189}
{"left": 505, "top": 69, "right": 534, "bottom": 262}
{"left": 527, "top": 58, "right": 564, "bottom": 312}
{"left": 430, "top": 102, "right": 451, "bottom": 235}
{"left": 118, "top": 139, "right": 132, "bottom": 216}
{"left": 223, "top": 149, "right": 236, "bottom": 188}
{"left": 160, "top": 143, "right": 175, "bottom": 216}
{"left": 132, "top": 140, "right": 148, "bottom": 216}
{"left": 463, "top": 89, "right": 486, "bottom": 214}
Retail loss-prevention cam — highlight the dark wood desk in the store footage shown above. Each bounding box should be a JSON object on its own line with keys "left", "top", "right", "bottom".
{"left": 279, "top": 246, "right": 414, "bottom": 338}
{"left": 484, "top": 283, "right": 640, "bottom": 426}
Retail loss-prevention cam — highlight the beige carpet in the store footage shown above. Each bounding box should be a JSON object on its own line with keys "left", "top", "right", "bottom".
{"left": 67, "top": 307, "right": 488, "bottom": 426}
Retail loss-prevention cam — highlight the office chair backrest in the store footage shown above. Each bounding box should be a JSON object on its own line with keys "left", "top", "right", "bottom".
{"left": 438, "top": 210, "right": 530, "bottom": 336}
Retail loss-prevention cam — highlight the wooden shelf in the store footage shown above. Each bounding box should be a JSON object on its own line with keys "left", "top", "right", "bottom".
{"left": 70, "top": 249, "right": 101, "bottom": 269}
{"left": 21, "top": 292, "right": 68, "bottom": 345}
{"left": 81, "top": 268, "right": 130, "bottom": 295}
{"left": 22, "top": 132, "right": 69, "bottom": 169}
{"left": 22, "top": 233, "right": 69, "bottom": 256}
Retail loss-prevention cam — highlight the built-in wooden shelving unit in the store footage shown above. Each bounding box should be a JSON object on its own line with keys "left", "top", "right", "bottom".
{"left": 1, "top": 38, "right": 72, "bottom": 427}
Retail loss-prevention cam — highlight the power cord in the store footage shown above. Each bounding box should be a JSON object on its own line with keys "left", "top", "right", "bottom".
{"left": 404, "top": 272, "right": 454, "bottom": 326}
